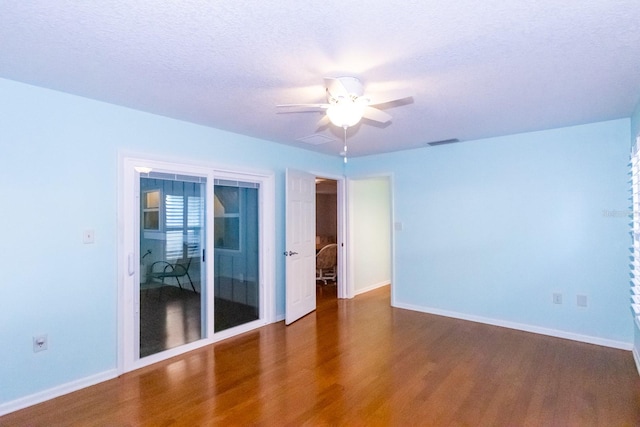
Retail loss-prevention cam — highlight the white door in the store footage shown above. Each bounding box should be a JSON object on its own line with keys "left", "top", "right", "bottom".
{"left": 285, "top": 169, "right": 316, "bottom": 324}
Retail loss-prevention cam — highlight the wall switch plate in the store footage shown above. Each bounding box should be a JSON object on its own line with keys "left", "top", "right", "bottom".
{"left": 33, "top": 334, "right": 48, "bottom": 352}
{"left": 552, "top": 293, "right": 562, "bottom": 304}
{"left": 83, "top": 229, "right": 95, "bottom": 244}
{"left": 577, "top": 294, "right": 588, "bottom": 307}
{"left": 394, "top": 222, "right": 403, "bottom": 231}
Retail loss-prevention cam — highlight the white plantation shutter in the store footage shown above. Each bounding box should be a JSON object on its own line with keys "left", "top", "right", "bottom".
{"left": 187, "top": 196, "right": 202, "bottom": 227}
{"left": 187, "top": 196, "right": 203, "bottom": 258}
{"left": 631, "top": 141, "right": 640, "bottom": 320}
{"left": 165, "top": 195, "right": 185, "bottom": 260}
{"left": 165, "top": 195, "right": 184, "bottom": 227}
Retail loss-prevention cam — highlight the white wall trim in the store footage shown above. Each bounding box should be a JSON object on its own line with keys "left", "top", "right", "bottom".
{"left": 354, "top": 281, "right": 390, "bottom": 296}
{"left": 0, "top": 369, "right": 118, "bottom": 417}
{"left": 393, "top": 301, "right": 633, "bottom": 351}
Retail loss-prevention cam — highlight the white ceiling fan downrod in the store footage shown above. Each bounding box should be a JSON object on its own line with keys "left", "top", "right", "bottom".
{"left": 343, "top": 125, "right": 348, "bottom": 163}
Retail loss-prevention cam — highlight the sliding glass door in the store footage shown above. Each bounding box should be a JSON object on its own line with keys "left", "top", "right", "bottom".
{"left": 214, "top": 180, "right": 260, "bottom": 332}
{"left": 121, "top": 157, "right": 274, "bottom": 372}
{"left": 139, "top": 174, "right": 206, "bottom": 358}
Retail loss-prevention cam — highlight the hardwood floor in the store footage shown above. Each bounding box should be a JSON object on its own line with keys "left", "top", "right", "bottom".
{"left": 3, "top": 285, "right": 640, "bottom": 426}
{"left": 140, "top": 286, "right": 202, "bottom": 357}
{"left": 140, "top": 286, "right": 260, "bottom": 357}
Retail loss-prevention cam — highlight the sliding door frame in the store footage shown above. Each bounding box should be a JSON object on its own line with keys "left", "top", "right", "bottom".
{"left": 117, "top": 154, "right": 275, "bottom": 374}
{"left": 209, "top": 168, "right": 276, "bottom": 341}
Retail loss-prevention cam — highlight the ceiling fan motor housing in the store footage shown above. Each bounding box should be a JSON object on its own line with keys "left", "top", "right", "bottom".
{"left": 327, "top": 76, "right": 364, "bottom": 103}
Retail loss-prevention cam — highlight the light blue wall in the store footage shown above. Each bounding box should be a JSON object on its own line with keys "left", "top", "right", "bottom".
{"left": 631, "top": 98, "right": 640, "bottom": 149}
{"left": 348, "top": 119, "right": 632, "bottom": 344}
{"left": 0, "top": 78, "right": 342, "bottom": 404}
{"left": 1, "top": 75, "right": 636, "bottom": 407}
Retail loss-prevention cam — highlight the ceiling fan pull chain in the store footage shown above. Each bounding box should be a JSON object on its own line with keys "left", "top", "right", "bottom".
{"left": 343, "top": 126, "right": 348, "bottom": 163}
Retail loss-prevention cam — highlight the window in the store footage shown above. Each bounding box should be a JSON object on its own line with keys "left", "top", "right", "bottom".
{"left": 142, "top": 190, "right": 161, "bottom": 230}
{"left": 140, "top": 175, "right": 205, "bottom": 261}
{"left": 214, "top": 186, "right": 241, "bottom": 250}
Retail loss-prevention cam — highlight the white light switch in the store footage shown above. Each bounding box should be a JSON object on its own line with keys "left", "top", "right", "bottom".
{"left": 83, "top": 229, "right": 95, "bottom": 244}
{"left": 577, "top": 294, "right": 588, "bottom": 307}
{"left": 394, "top": 222, "right": 403, "bottom": 231}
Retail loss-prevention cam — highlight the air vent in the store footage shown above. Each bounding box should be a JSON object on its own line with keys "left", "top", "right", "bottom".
{"left": 426, "top": 138, "right": 460, "bottom": 147}
{"left": 297, "top": 134, "right": 336, "bottom": 145}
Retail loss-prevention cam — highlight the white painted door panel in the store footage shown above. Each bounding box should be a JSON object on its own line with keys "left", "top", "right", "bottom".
{"left": 285, "top": 169, "right": 316, "bottom": 325}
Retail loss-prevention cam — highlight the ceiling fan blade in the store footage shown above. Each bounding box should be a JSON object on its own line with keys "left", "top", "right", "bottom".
{"left": 316, "top": 115, "right": 331, "bottom": 128}
{"left": 362, "top": 106, "right": 392, "bottom": 123}
{"left": 276, "top": 103, "right": 329, "bottom": 114}
{"left": 366, "top": 90, "right": 413, "bottom": 106}
{"left": 276, "top": 103, "right": 329, "bottom": 109}
{"left": 324, "top": 77, "right": 350, "bottom": 99}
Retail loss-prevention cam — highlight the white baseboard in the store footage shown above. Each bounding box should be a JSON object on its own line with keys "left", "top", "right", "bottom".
{"left": 3, "top": 303, "right": 633, "bottom": 417}
{"left": 354, "top": 281, "right": 389, "bottom": 296}
{"left": 0, "top": 369, "right": 118, "bottom": 417}
{"left": 393, "top": 301, "right": 633, "bottom": 351}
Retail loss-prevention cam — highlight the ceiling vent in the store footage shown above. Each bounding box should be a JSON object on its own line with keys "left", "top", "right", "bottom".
{"left": 296, "top": 134, "right": 336, "bottom": 145}
{"left": 426, "top": 138, "right": 460, "bottom": 147}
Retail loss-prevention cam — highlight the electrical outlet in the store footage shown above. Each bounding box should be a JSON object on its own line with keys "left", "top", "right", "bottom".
{"left": 553, "top": 293, "right": 562, "bottom": 304}
{"left": 33, "top": 334, "right": 48, "bottom": 352}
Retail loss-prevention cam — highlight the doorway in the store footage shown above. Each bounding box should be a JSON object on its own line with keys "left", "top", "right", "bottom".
{"left": 348, "top": 176, "right": 392, "bottom": 297}
{"left": 315, "top": 178, "right": 338, "bottom": 301}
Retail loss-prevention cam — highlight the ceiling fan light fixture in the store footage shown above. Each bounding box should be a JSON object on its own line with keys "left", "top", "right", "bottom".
{"left": 326, "top": 102, "right": 364, "bottom": 128}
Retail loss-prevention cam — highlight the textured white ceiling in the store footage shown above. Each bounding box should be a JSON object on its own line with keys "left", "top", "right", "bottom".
{"left": 1, "top": 1, "right": 639, "bottom": 157}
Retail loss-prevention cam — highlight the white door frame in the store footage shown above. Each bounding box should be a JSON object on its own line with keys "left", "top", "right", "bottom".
{"left": 345, "top": 173, "right": 394, "bottom": 302}
{"left": 312, "top": 173, "right": 349, "bottom": 299}
{"left": 117, "top": 154, "right": 275, "bottom": 373}
{"left": 283, "top": 170, "right": 348, "bottom": 325}
{"left": 212, "top": 168, "right": 276, "bottom": 340}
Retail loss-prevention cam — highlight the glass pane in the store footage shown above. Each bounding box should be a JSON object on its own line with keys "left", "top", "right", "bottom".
{"left": 214, "top": 184, "right": 259, "bottom": 332}
{"left": 145, "top": 190, "right": 160, "bottom": 209}
{"left": 143, "top": 211, "right": 159, "bottom": 230}
{"left": 214, "top": 217, "right": 240, "bottom": 250}
{"left": 139, "top": 177, "right": 206, "bottom": 358}
{"left": 214, "top": 187, "right": 239, "bottom": 214}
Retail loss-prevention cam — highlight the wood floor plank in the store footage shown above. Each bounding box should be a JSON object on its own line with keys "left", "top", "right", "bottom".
{"left": 2, "top": 285, "right": 639, "bottom": 426}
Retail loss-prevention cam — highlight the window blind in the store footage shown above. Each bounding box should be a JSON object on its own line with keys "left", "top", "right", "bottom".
{"left": 631, "top": 141, "right": 640, "bottom": 321}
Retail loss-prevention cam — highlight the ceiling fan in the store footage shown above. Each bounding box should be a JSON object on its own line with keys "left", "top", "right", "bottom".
{"left": 276, "top": 77, "right": 411, "bottom": 129}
